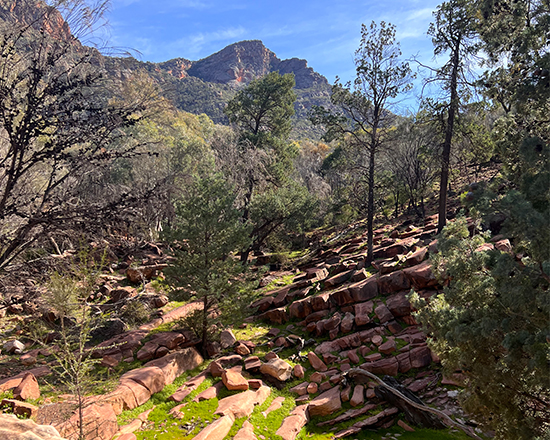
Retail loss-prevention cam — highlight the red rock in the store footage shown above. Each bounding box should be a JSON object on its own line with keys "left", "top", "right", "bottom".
{"left": 120, "top": 366, "right": 166, "bottom": 395}
{"left": 260, "top": 358, "right": 292, "bottom": 381}
{"left": 195, "top": 382, "right": 224, "bottom": 402}
{"left": 150, "top": 332, "right": 185, "bottom": 349}
{"left": 329, "top": 287, "right": 354, "bottom": 306}
{"left": 136, "top": 342, "right": 158, "bottom": 361}
{"left": 341, "top": 312, "right": 355, "bottom": 333}
{"left": 118, "top": 381, "right": 151, "bottom": 407}
{"left": 398, "top": 419, "right": 415, "bottom": 431}
{"left": 244, "top": 356, "right": 262, "bottom": 371}
{"left": 310, "top": 292, "right": 331, "bottom": 311}
{"left": 371, "top": 335, "right": 383, "bottom": 346}
{"left": 288, "top": 298, "right": 312, "bottom": 319}
{"left": 324, "top": 313, "right": 342, "bottom": 331}
{"left": 235, "top": 343, "right": 251, "bottom": 356}
{"left": 348, "top": 277, "right": 378, "bottom": 302}
{"left": 403, "top": 261, "right": 437, "bottom": 290}
{"left": 118, "top": 434, "right": 137, "bottom": 440}
{"left": 378, "top": 270, "right": 411, "bottom": 294}
{"left": 386, "top": 293, "right": 412, "bottom": 317}
{"left": 13, "top": 372, "right": 40, "bottom": 401}
{"left": 324, "top": 270, "right": 354, "bottom": 288}
{"left": 222, "top": 369, "right": 249, "bottom": 391}
{"left": 308, "top": 386, "right": 342, "bottom": 417}
{"left": 194, "top": 413, "right": 234, "bottom": 440}
{"left": 307, "top": 382, "right": 318, "bottom": 394}
{"left": 350, "top": 385, "right": 364, "bottom": 407}
{"left": 234, "top": 420, "right": 257, "bottom": 440}
{"left": 397, "top": 352, "right": 412, "bottom": 373}
{"left": 354, "top": 301, "right": 373, "bottom": 326}
{"left": 409, "top": 346, "right": 432, "bottom": 369}
{"left": 494, "top": 239, "right": 512, "bottom": 253}
{"left": 262, "top": 396, "right": 285, "bottom": 417}
{"left": 56, "top": 403, "right": 118, "bottom": 440}
{"left": 273, "top": 288, "right": 290, "bottom": 308}
{"left": 251, "top": 296, "right": 274, "bottom": 312}
{"left": 347, "top": 349, "right": 360, "bottom": 364}
{"left": 308, "top": 352, "right": 328, "bottom": 372}
{"left": 248, "top": 379, "right": 263, "bottom": 389}
{"left": 361, "top": 357, "right": 399, "bottom": 376}
{"left": 379, "top": 339, "right": 397, "bottom": 355}
{"left": 309, "top": 372, "right": 323, "bottom": 383}
{"left": 406, "top": 247, "right": 427, "bottom": 266}
{"left": 341, "top": 385, "right": 351, "bottom": 402}
{"left": 374, "top": 303, "right": 394, "bottom": 323}
{"left": 290, "top": 382, "right": 309, "bottom": 396}
{"left": 258, "top": 307, "right": 288, "bottom": 324}
{"left": 293, "top": 364, "right": 305, "bottom": 379}
{"left": 275, "top": 404, "right": 309, "bottom": 440}
{"left": 408, "top": 377, "right": 432, "bottom": 393}
{"left": 1, "top": 399, "right": 37, "bottom": 418}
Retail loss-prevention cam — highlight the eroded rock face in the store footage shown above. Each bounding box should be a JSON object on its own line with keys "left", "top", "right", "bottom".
{"left": 0, "top": 414, "right": 66, "bottom": 440}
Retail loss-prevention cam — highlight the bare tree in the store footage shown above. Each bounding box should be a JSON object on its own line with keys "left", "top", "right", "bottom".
{"left": 0, "top": 0, "right": 153, "bottom": 268}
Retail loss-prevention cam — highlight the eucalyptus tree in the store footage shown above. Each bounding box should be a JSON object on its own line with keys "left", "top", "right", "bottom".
{"left": 311, "top": 21, "right": 414, "bottom": 262}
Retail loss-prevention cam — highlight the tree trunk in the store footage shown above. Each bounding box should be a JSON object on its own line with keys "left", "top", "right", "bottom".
{"left": 437, "top": 37, "right": 461, "bottom": 234}
{"left": 366, "top": 145, "right": 376, "bottom": 263}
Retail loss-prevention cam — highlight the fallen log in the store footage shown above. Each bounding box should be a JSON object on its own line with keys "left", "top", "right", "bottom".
{"left": 346, "top": 368, "right": 481, "bottom": 440}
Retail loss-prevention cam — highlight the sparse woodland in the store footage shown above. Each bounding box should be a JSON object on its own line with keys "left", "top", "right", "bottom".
{"left": 0, "top": 1, "right": 547, "bottom": 440}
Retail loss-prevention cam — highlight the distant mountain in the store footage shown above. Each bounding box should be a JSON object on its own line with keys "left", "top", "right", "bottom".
{"left": 1, "top": 1, "right": 332, "bottom": 138}
{"left": 108, "top": 40, "right": 333, "bottom": 137}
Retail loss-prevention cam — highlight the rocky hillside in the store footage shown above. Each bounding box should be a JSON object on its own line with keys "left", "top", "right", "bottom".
{"left": 0, "top": 212, "right": 509, "bottom": 440}
{"left": 107, "top": 40, "right": 332, "bottom": 135}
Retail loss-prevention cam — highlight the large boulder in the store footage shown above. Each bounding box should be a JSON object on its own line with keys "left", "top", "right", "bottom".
{"left": 143, "top": 348, "right": 203, "bottom": 384}
{"left": 0, "top": 413, "right": 66, "bottom": 440}
{"left": 13, "top": 372, "right": 40, "bottom": 401}
{"left": 56, "top": 403, "right": 118, "bottom": 440}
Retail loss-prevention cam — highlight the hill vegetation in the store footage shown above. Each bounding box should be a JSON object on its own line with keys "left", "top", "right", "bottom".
{"left": 0, "top": 1, "right": 547, "bottom": 440}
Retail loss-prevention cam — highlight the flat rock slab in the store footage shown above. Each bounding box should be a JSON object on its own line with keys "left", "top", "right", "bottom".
{"left": 308, "top": 386, "right": 342, "bottom": 417}
{"left": 193, "top": 413, "right": 234, "bottom": 440}
{"left": 0, "top": 413, "right": 65, "bottom": 440}
{"left": 275, "top": 404, "right": 309, "bottom": 440}
{"left": 262, "top": 396, "right": 285, "bottom": 417}
{"left": 234, "top": 420, "right": 257, "bottom": 440}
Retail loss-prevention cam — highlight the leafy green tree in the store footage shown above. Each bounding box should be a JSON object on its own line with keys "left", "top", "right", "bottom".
{"left": 410, "top": 216, "right": 549, "bottom": 439}
{"left": 426, "top": 0, "right": 479, "bottom": 233}
{"left": 224, "top": 71, "right": 312, "bottom": 262}
{"left": 311, "top": 21, "right": 413, "bottom": 262}
{"left": 163, "top": 174, "right": 251, "bottom": 355}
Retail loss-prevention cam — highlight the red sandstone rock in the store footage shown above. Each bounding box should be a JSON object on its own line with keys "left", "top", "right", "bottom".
{"left": 348, "top": 277, "right": 378, "bottom": 302}
{"left": 403, "top": 261, "right": 437, "bottom": 289}
{"left": 308, "top": 386, "right": 342, "bottom": 417}
{"left": 293, "top": 364, "right": 305, "bottom": 378}
{"left": 222, "top": 369, "right": 249, "bottom": 391}
{"left": 275, "top": 404, "right": 309, "bottom": 440}
{"left": 13, "top": 372, "right": 40, "bottom": 401}
{"left": 194, "top": 413, "right": 234, "bottom": 440}
{"left": 374, "top": 303, "right": 394, "bottom": 323}
{"left": 120, "top": 367, "right": 165, "bottom": 395}
{"left": 234, "top": 420, "right": 257, "bottom": 440}
{"left": 56, "top": 403, "right": 118, "bottom": 440}
{"left": 379, "top": 339, "right": 397, "bottom": 355}
{"left": 308, "top": 352, "right": 328, "bottom": 372}
{"left": 378, "top": 270, "right": 411, "bottom": 294}
{"left": 350, "top": 384, "right": 364, "bottom": 407}
{"left": 361, "top": 357, "right": 399, "bottom": 376}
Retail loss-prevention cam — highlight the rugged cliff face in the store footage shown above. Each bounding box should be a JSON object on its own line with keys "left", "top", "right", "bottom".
{"left": 0, "top": 1, "right": 332, "bottom": 135}
{"left": 0, "top": 0, "right": 72, "bottom": 41}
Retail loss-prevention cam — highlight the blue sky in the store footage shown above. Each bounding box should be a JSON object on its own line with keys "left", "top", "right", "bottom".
{"left": 104, "top": 0, "right": 444, "bottom": 110}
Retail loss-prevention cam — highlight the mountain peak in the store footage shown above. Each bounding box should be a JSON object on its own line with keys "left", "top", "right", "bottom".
{"left": 184, "top": 39, "right": 328, "bottom": 90}
{"left": 187, "top": 39, "right": 278, "bottom": 87}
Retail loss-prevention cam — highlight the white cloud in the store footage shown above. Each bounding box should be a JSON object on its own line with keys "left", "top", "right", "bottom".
{"left": 169, "top": 26, "right": 248, "bottom": 58}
